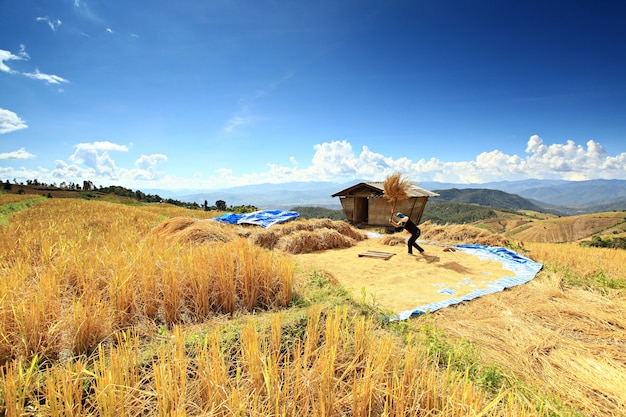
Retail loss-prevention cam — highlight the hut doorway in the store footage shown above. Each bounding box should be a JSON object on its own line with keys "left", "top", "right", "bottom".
{"left": 353, "top": 197, "right": 368, "bottom": 223}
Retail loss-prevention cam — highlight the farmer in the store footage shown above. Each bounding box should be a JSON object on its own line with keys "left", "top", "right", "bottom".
{"left": 389, "top": 211, "right": 425, "bottom": 254}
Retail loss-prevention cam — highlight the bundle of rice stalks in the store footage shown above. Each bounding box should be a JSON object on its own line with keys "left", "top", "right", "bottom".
{"left": 169, "top": 220, "right": 237, "bottom": 245}
{"left": 276, "top": 228, "right": 357, "bottom": 254}
{"left": 152, "top": 216, "right": 198, "bottom": 238}
{"left": 254, "top": 218, "right": 366, "bottom": 243}
{"left": 328, "top": 220, "right": 366, "bottom": 241}
{"left": 250, "top": 230, "right": 280, "bottom": 250}
{"left": 383, "top": 172, "right": 411, "bottom": 207}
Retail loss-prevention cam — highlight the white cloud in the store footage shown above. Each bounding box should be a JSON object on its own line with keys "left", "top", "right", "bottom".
{"left": 130, "top": 154, "right": 168, "bottom": 180}
{"left": 0, "top": 108, "right": 28, "bottom": 134}
{"left": 242, "top": 136, "right": 626, "bottom": 185}
{"left": 223, "top": 115, "right": 251, "bottom": 134}
{"left": 36, "top": 16, "right": 62, "bottom": 31}
{"left": 67, "top": 141, "right": 128, "bottom": 176}
{"left": 135, "top": 154, "right": 167, "bottom": 169}
{"left": 0, "top": 49, "right": 25, "bottom": 73}
{"left": 0, "top": 148, "right": 35, "bottom": 160}
{"left": 3, "top": 136, "right": 625, "bottom": 191}
{"left": 23, "top": 69, "right": 69, "bottom": 85}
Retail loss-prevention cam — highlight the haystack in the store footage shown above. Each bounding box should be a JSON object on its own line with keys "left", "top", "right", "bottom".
{"left": 420, "top": 221, "right": 509, "bottom": 246}
{"left": 152, "top": 216, "right": 198, "bottom": 238}
{"left": 152, "top": 217, "right": 238, "bottom": 245}
{"left": 276, "top": 228, "right": 356, "bottom": 254}
{"left": 251, "top": 218, "right": 366, "bottom": 253}
{"left": 170, "top": 221, "right": 236, "bottom": 245}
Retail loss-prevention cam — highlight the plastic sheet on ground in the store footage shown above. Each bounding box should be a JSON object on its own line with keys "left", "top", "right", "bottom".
{"left": 392, "top": 244, "right": 543, "bottom": 321}
{"left": 212, "top": 209, "right": 300, "bottom": 228}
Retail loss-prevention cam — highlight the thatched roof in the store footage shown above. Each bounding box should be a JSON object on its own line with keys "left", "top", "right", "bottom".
{"left": 331, "top": 181, "right": 439, "bottom": 198}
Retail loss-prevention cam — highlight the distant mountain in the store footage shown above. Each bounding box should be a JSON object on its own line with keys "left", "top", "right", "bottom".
{"left": 432, "top": 188, "right": 545, "bottom": 212}
{"left": 161, "top": 179, "right": 626, "bottom": 214}
{"left": 179, "top": 181, "right": 348, "bottom": 209}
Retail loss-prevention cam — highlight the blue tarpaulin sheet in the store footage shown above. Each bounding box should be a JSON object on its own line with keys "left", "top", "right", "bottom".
{"left": 212, "top": 210, "right": 300, "bottom": 228}
{"left": 392, "top": 244, "right": 543, "bottom": 321}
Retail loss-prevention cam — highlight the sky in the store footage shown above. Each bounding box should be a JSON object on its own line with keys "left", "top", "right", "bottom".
{"left": 1, "top": 0, "right": 625, "bottom": 191}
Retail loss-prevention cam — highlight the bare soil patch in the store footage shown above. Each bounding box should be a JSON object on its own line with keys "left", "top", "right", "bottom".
{"left": 292, "top": 232, "right": 516, "bottom": 314}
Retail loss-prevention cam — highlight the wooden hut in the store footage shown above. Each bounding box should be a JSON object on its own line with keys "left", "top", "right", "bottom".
{"left": 331, "top": 182, "right": 438, "bottom": 227}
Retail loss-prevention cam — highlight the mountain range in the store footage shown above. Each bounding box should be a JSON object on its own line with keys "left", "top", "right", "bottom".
{"left": 152, "top": 179, "right": 626, "bottom": 215}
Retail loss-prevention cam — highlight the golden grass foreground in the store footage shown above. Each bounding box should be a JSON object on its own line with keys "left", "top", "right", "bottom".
{"left": 0, "top": 199, "right": 293, "bottom": 365}
{"left": 1, "top": 197, "right": 625, "bottom": 416}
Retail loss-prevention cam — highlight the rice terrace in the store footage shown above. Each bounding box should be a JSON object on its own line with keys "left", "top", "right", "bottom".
{"left": 0, "top": 185, "right": 625, "bottom": 416}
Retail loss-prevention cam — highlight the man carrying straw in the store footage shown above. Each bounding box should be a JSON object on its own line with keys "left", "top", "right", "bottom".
{"left": 384, "top": 172, "right": 425, "bottom": 255}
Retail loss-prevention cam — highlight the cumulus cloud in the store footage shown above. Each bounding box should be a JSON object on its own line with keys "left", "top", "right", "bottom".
{"left": 4, "top": 135, "right": 625, "bottom": 191}
{"left": 67, "top": 141, "right": 128, "bottom": 176}
{"left": 0, "top": 148, "right": 35, "bottom": 160}
{"left": 36, "top": 16, "right": 62, "bottom": 31}
{"left": 44, "top": 142, "right": 171, "bottom": 185}
{"left": 135, "top": 154, "right": 167, "bottom": 169}
{"left": 236, "top": 136, "right": 626, "bottom": 185}
{"left": 0, "top": 108, "right": 28, "bottom": 134}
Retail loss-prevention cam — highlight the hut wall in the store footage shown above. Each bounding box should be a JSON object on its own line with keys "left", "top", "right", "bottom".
{"left": 398, "top": 198, "right": 426, "bottom": 225}
{"left": 367, "top": 198, "right": 391, "bottom": 225}
{"left": 367, "top": 197, "right": 428, "bottom": 226}
{"left": 339, "top": 197, "right": 355, "bottom": 222}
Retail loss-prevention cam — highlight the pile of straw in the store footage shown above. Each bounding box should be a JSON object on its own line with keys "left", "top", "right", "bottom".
{"left": 251, "top": 218, "right": 366, "bottom": 253}
{"left": 152, "top": 217, "right": 366, "bottom": 254}
{"left": 152, "top": 216, "right": 199, "bottom": 238}
{"left": 170, "top": 221, "right": 236, "bottom": 245}
{"left": 420, "top": 221, "right": 509, "bottom": 246}
{"left": 276, "top": 228, "right": 357, "bottom": 254}
{"left": 152, "top": 217, "right": 238, "bottom": 245}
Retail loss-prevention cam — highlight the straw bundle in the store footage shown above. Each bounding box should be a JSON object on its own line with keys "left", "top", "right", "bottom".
{"left": 152, "top": 216, "right": 198, "bottom": 238}
{"left": 383, "top": 172, "right": 411, "bottom": 208}
{"left": 276, "top": 228, "right": 357, "bottom": 254}
{"left": 170, "top": 220, "right": 237, "bottom": 245}
{"left": 420, "top": 221, "right": 509, "bottom": 246}
{"left": 250, "top": 230, "right": 280, "bottom": 250}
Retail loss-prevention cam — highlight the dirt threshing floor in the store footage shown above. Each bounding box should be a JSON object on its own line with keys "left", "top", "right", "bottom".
{"left": 292, "top": 234, "right": 516, "bottom": 314}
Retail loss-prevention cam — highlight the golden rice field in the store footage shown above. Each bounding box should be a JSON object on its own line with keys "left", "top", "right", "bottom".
{"left": 0, "top": 196, "right": 624, "bottom": 416}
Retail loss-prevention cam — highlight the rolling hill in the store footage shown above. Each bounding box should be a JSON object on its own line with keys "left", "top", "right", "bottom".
{"left": 432, "top": 188, "right": 546, "bottom": 212}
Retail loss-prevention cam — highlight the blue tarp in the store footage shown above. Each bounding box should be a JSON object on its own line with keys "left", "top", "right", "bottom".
{"left": 392, "top": 244, "right": 543, "bottom": 321}
{"left": 212, "top": 209, "right": 300, "bottom": 228}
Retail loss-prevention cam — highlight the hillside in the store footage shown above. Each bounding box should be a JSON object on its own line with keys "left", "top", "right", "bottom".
{"left": 433, "top": 188, "right": 546, "bottom": 212}
{"left": 503, "top": 211, "right": 626, "bottom": 243}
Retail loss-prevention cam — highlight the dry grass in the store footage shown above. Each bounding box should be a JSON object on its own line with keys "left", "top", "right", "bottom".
{"left": 380, "top": 221, "right": 509, "bottom": 248}
{"left": 428, "top": 242, "right": 626, "bottom": 416}
{"left": 155, "top": 216, "right": 367, "bottom": 254}
{"left": 0, "top": 199, "right": 295, "bottom": 365}
{"left": 0, "top": 193, "right": 42, "bottom": 205}
{"left": 0, "top": 307, "right": 539, "bottom": 416}
{"left": 2, "top": 197, "right": 624, "bottom": 416}
{"left": 420, "top": 221, "right": 510, "bottom": 246}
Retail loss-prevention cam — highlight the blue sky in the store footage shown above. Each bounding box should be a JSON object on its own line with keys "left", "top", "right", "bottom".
{"left": 1, "top": 0, "right": 625, "bottom": 191}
